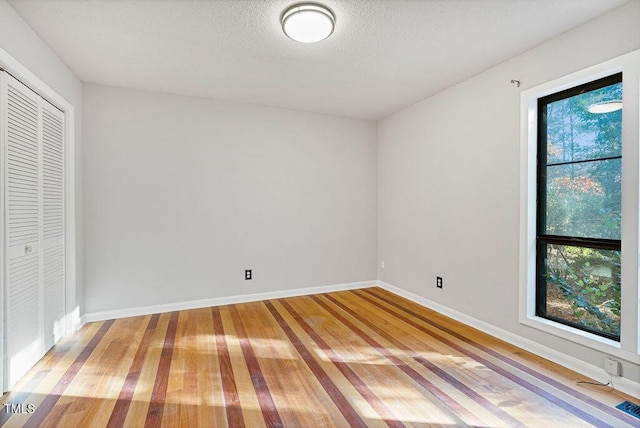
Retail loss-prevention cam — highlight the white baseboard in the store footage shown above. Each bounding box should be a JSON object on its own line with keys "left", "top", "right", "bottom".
{"left": 378, "top": 281, "right": 640, "bottom": 399}
{"left": 79, "top": 279, "right": 638, "bottom": 398}
{"left": 68, "top": 306, "right": 83, "bottom": 333}
{"left": 81, "top": 280, "right": 377, "bottom": 324}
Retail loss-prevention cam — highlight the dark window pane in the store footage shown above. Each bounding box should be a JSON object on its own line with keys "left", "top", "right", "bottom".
{"left": 537, "top": 74, "right": 622, "bottom": 341}
{"left": 543, "top": 243, "right": 620, "bottom": 338}
{"left": 545, "top": 158, "right": 621, "bottom": 239}
{"left": 546, "top": 82, "right": 622, "bottom": 165}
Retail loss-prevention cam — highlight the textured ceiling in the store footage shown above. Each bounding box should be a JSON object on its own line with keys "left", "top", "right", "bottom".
{"left": 7, "top": 0, "right": 631, "bottom": 119}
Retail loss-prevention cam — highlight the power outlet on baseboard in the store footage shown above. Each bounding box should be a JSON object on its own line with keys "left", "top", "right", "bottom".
{"left": 436, "top": 276, "right": 443, "bottom": 289}
{"left": 604, "top": 357, "right": 620, "bottom": 376}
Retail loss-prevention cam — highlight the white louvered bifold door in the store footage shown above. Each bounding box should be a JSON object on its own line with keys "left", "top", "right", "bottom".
{"left": 3, "top": 74, "right": 42, "bottom": 386}
{"left": 41, "top": 101, "right": 65, "bottom": 351}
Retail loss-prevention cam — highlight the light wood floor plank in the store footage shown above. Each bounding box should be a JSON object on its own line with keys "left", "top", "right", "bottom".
{"left": 218, "top": 305, "right": 266, "bottom": 428}
{"left": 1, "top": 287, "right": 638, "bottom": 427}
{"left": 284, "top": 295, "right": 466, "bottom": 427}
{"left": 269, "top": 298, "right": 374, "bottom": 427}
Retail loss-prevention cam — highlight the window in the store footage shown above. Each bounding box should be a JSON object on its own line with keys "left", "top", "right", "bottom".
{"left": 536, "top": 73, "right": 622, "bottom": 341}
{"left": 521, "top": 50, "right": 640, "bottom": 368}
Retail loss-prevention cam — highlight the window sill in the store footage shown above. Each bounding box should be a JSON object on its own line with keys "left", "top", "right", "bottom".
{"left": 520, "top": 315, "right": 640, "bottom": 364}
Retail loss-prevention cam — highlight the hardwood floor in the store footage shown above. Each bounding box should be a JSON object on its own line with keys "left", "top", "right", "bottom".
{"left": 1, "top": 287, "right": 638, "bottom": 427}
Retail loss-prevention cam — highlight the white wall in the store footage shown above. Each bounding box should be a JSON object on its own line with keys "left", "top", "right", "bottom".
{"left": 83, "top": 84, "right": 377, "bottom": 314}
{"left": 378, "top": 1, "right": 640, "bottom": 384}
{"left": 0, "top": 1, "right": 83, "bottom": 320}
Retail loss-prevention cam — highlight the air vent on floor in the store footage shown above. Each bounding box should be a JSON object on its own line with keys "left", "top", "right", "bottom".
{"left": 616, "top": 401, "right": 640, "bottom": 420}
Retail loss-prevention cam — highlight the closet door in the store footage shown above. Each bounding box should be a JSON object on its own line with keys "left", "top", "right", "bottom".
{"left": 41, "top": 101, "right": 65, "bottom": 351}
{"left": 3, "top": 74, "right": 42, "bottom": 386}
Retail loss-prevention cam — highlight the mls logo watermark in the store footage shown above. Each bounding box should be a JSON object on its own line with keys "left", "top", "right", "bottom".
{"left": 3, "top": 403, "right": 35, "bottom": 414}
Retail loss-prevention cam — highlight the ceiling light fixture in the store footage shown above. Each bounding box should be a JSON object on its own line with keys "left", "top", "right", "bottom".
{"left": 281, "top": 3, "right": 335, "bottom": 43}
{"left": 587, "top": 100, "right": 623, "bottom": 114}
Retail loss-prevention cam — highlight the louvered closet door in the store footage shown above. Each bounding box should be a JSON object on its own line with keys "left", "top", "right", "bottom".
{"left": 4, "top": 74, "right": 42, "bottom": 386}
{"left": 41, "top": 101, "right": 65, "bottom": 351}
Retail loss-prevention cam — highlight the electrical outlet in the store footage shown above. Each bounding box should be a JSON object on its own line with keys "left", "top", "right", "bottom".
{"left": 604, "top": 357, "right": 620, "bottom": 376}
{"left": 380, "top": 260, "right": 385, "bottom": 269}
{"left": 245, "top": 269, "right": 252, "bottom": 280}
{"left": 436, "top": 276, "right": 443, "bottom": 288}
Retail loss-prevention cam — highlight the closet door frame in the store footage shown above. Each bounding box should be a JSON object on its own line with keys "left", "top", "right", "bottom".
{"left": 0, "top": 49, "right": 77, "bottom": 392}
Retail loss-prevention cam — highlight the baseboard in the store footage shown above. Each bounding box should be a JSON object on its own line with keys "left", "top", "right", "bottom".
{"left": 81, "top": 280, "right": 377, "bottom": 324}
{"left": 68, "top": 306, "right": 83, "bottom": 333}
{"left": 79, "top": 278, "right": 639, "bottom": 397}
{"left": 378, "top": 281, "right": 640, "bottom": 398}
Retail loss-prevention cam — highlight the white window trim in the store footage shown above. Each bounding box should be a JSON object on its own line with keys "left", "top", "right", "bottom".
{"left": 519, "top": 49, "right": 640, "bottom": 364}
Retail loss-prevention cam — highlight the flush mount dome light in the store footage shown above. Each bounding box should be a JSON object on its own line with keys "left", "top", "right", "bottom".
{"left": 587, "top": 100, "right": 623, "bottom": 114}
{"left": 281, "top": 3, "right": 335, "bottom": 43}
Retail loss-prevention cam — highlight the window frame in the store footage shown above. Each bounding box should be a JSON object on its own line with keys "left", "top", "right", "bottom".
{"left": 519, "top": 50, "right": 640, "bottom": 364}
{"left": 535, "top": 73, "right": 622, "bottom": 342}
